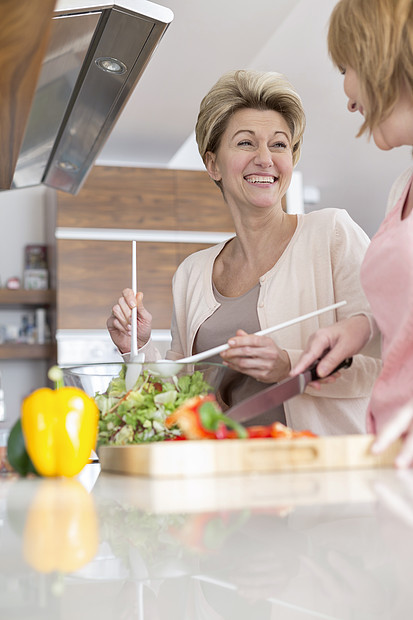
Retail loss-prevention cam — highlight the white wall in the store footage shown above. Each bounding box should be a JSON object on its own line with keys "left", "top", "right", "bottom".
{"left": 0, "top": 186, "right": 51, "bottom": 427}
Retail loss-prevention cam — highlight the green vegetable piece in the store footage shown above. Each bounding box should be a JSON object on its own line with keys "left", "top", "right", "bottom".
{"left": 95, "top": 365, "right": 216, "bottom": 446}
{"left": 7, "top": 418, "right": 39, "bottom": 477}
{"left": 199, "top": 401, "right": 221, "bottom": 430}
{"left": 199, "top": 402, "right": 248, "bottom": 439}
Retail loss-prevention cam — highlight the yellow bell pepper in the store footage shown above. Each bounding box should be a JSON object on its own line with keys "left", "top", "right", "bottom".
{"left": 23, "top": 478, "right": 99, "bottom": 574}
{"left": 21, "top": 367, "right": 99, "bottom": 477}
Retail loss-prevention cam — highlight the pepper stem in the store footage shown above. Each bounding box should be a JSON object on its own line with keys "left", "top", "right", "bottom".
{"left": 199, "top": 402, "right": 248, "bottom": 439}
{"left": 221, "top": 417, "right": 248, "bottom": 439}
{"left": 48, "top": 366, "right": 64, "bottom": 390}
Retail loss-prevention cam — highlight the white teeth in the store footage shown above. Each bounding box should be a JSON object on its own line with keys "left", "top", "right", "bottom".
{"left": 245, "top": 175, "right": 276, "bottom": 184}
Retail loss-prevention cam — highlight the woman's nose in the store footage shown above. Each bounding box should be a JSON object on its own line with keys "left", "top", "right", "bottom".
{"left": 255, "top": 146, "right": 273, "bottom": 167}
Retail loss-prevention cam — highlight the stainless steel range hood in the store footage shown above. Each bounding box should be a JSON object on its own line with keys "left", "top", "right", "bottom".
{"left": 3, "top": 0, "right": 173, "bottom": 194}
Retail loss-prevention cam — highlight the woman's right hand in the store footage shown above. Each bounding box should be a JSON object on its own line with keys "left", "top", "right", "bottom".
{"left": 106, "top": 288, "right": 152, "bottom": 354}
{"left": 290, "top": 315, "right": 372, "bottom": 379}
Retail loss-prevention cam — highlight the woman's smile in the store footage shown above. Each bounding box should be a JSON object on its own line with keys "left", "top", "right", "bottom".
{"left": 244, "top": 174, "right": 278, "bottom": 186}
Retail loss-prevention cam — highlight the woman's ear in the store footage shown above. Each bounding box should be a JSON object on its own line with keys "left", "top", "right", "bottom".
{"left": 205, "top": 151, "right": 221, "bottom": 181}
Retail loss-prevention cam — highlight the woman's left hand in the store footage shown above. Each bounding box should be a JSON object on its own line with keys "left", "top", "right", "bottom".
{"left": 220, "top": 329, "right": 290, "bottom": 383}
{"left": 371, "top": 400, "right": 413, "bottom": 468}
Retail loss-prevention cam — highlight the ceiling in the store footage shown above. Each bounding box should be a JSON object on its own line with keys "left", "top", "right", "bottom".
{"left": 97, "top": 0, "right": 412, "bottom": 237}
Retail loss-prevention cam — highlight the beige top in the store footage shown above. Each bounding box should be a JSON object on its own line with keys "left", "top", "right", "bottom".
{"left": 194, "top": 283, "right": 286, "bottom": 424}
{"left": 139, "top": 208, "right": 382, "bottom": 435}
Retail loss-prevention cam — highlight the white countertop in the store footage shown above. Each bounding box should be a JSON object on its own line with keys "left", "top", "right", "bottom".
{"left": 1, "top": 464, "right": 413, "bottom": 619}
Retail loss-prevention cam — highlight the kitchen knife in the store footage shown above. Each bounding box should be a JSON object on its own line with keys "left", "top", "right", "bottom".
{"left": 226, "top": 357, "right": 353, "bottom": 424}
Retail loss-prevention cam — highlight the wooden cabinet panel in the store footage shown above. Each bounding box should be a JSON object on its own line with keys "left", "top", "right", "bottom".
{"left": 57, "top": 166, "right": 235, "bottom": 233}
{"left": 0, "top": 0, "right": 56, "bottom": 189}
{"left": 59, "top": 240, "right": 194, "bottom": 329}
{"left": 57, "top": 167, "right": 177, "bottom": 229}
{"left": 0, "top": 343, "right": 57, "bottom": 360}
{"left": 0, "top": 289, "right": 55, "bottom": 306}
{"left": 175, "top": 170, "right": 234, "bottom": 231}
{"left": 57, "top": 239, "right": 218, "bottom": 330}
{"left": 175, "top": 242, "right": 219, "bottom": 266}
{"left": 57, "top": 167, "right": 234, "bottom": 332}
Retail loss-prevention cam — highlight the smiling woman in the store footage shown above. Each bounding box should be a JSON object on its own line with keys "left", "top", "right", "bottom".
{"left": 107, "top": 69, "right": 382, "bottom": 437}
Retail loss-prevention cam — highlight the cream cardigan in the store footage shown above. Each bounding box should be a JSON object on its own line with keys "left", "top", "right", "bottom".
{"left": 140, "top": 208, "right": 382, "bottom": 436}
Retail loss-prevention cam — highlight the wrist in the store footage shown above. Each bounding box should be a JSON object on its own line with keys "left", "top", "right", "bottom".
{"left": 278, "top": 350, "right": 291, "bottom": 382}
{"left": 346, "top": 314, "right": 372, "bottom": 347}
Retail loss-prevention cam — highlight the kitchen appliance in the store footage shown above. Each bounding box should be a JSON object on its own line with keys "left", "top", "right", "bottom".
{"left": 2, "top": 0, "right": 173, "bottom": 194}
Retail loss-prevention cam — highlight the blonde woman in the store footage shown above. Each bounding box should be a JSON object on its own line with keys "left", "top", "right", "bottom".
{"left": 108, "top": 69, "right": 381, "bottom": 435}
{"left": 292, "top": 0, "right": 413, "bottom": 464}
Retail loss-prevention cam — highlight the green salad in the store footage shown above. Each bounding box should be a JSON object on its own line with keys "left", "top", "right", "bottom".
{"left": 95, "top": 365, "right": 213, "bottom": 446}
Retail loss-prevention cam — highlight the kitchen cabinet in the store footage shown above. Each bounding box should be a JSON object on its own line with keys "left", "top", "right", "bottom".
{"left": 0, "top": 288, "right": 56, "bottom": 360}
{"left": 56, "top": 166, "right": 235, "bottom": 331}
{"left": 0, "top": 0, "right": 56, "bottom": 189}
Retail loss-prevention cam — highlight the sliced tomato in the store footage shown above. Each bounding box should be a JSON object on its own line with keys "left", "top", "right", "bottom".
{"left": 293, "top": 430, "right": 317, "bottom": 438}
{"left": 270, "top": 422, "right": 294, "bottom": 439}
{"left": 246, "top": 426, "right": 272, "bottom": 438}
{"left": 165, "top": 396, "right": 217, "bottom": 439}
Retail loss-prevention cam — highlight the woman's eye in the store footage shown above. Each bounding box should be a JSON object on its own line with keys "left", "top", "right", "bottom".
{"left": 338, "top": 66, "right": 346, "bottom": 75}
{"left": 272, "top": 142, "right": 287, "bottom": 149}
{"left": 238, "top": 140, "right": 253, "bottom": 147}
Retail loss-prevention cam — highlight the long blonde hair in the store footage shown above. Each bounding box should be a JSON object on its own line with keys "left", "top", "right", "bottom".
{"left": 328, "top": 0, "right": 413, "bottom": 136}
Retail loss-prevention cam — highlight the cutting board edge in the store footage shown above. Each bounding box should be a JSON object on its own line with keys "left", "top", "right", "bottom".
{"left": 97, "top": 434, "right": 402, "bottom": 478}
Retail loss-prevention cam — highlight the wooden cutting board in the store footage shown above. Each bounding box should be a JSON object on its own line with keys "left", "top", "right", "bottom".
{"left": 98, "top": 434, "right": 402, "bottom": 478}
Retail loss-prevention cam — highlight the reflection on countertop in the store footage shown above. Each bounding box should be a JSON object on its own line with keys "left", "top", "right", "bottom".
{"left": 1, "top": 464, "right": 413, "bottom": 619}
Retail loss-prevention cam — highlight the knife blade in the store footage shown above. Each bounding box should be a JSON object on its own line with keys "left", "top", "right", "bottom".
{"left": 226, "top": 357, "right": 353, "bottom": 424}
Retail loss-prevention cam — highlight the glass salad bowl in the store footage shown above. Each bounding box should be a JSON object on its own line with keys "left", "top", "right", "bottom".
{"left": 62, "top": 362, "right": 227, "bottom": 397}
{"left": 62, "top": 362, "right": 228, "bottom": 446}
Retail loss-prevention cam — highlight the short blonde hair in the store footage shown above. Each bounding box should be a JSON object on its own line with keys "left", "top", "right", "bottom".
{"left": 195, "top": 70, "right": 306, "bottom": 168}
{"left": 328, "top": 0, "right": 413, "bottom": 136}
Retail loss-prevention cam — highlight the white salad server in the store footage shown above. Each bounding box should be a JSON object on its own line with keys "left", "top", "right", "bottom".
{"left": 154, "top": 300, "right": 347, "bottom": 376}
{"left": 125, "top": 240, "right": 145, "bottom": 390}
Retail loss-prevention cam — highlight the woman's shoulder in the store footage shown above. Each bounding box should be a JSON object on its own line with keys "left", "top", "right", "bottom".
{"left": 300, "top": 208, "right": 370, "bottom": 245}
{"left": 301, "top": 207, "right": 359, "bottom": 229}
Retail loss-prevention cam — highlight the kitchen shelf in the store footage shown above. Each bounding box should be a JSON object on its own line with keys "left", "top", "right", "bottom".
{"left": 0, "top": 289, "right": 56, "bottom": 361}
{"left": 0, "top": 288, "right": 55, "bottom": 307}
{"left": 0, "top": 343, "right": 57, "bottom": 360}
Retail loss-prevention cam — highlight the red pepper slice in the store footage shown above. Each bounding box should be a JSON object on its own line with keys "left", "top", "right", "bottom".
{"left": 165, "top": 396, "right": 217, "bottom": 439}
{"left": 166, "top": 395, "right": 247, "bottom": 440}
{"left": 246, "top": 425, "right": 273, "bottom": 438}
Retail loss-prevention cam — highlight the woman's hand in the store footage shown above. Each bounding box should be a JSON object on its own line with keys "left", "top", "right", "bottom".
{"left": 220, "top": 329, "right": 291, "bottom": 383}
{"left": 106, "top": 288, "right": 152, "bottom": 354}
{"left": 290, "top": 315, "right": 371, "bottom": 379}
{"left": 371, "top": 400, "right": 413, "bottom": 468}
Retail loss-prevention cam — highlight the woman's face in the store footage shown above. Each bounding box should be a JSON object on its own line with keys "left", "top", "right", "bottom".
{"left": 343, "top": 66, "right": 413, "bottom": 150}
{"left": 205, "top": 108, "right": 293, "bottom": 211}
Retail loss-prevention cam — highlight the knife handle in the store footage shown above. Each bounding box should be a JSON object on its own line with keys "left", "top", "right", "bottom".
{"left": 309, "top": 356, "right": 353, "bottom": 382}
